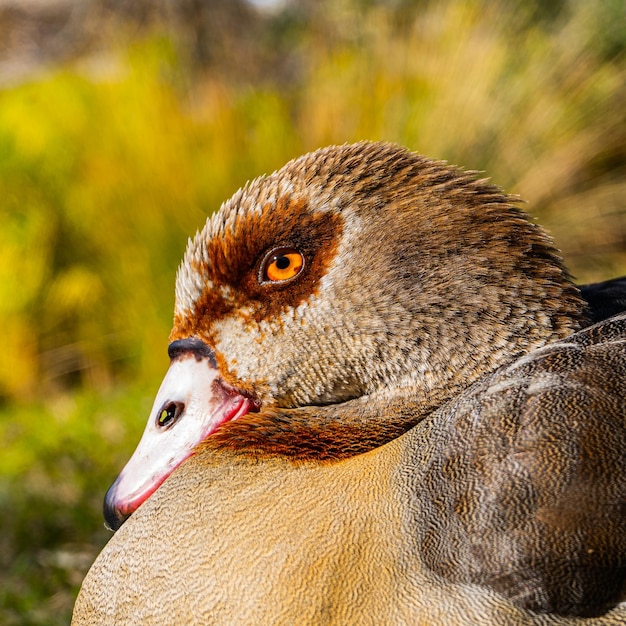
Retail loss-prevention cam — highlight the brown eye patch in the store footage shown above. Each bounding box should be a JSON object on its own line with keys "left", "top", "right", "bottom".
{"left": 172, "top": 195, "right": 343, "bottom": 338}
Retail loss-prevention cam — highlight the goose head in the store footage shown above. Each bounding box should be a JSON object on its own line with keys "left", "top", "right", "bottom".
{"left": 104, "top": 141, "right": 586, "bottom": 530}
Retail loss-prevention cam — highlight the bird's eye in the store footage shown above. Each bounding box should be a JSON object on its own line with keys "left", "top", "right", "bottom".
{"left": 261, "top": 248, "right": 305, "bottom": 283}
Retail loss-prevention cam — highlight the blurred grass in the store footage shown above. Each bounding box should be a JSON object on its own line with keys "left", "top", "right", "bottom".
{"left": 0, "top": 387, "right": 150, "bottom": 624}
{"left": 0, "top": 0, "right": 625, "bottom": 623}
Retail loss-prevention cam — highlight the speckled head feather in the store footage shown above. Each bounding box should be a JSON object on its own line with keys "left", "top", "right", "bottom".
{"left": 171, "top": 142, "right": 585, "bottom": 422}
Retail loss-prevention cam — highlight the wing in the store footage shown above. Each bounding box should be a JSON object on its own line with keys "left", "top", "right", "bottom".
{"left": 403, "top": 313, "right": 626, "bottom": 617}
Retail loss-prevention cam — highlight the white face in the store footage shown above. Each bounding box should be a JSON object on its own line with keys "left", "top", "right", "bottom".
{"left": 104, "top": 350, "right": 256, "bottom": 530}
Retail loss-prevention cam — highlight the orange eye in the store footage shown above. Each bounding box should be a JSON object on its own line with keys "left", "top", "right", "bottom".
{"left": 262, "top": 248, "right": 305, "bottom": 283}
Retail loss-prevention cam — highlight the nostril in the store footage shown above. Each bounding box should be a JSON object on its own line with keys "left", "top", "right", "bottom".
{"left": 156, "top": 401, "right": 185, "bottom": 429}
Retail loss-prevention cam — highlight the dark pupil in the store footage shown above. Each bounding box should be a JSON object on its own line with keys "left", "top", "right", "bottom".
{"left": 275, "top": 256, "right": 290, "bottom": 270}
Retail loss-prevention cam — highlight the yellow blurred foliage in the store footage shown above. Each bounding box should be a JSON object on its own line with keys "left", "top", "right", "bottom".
{"left": 0, "top": 1, "right": 624, "bottom": 402}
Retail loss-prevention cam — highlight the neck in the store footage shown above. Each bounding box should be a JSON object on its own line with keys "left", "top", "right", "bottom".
{"left": 203, "top": 287, "right": 589, "bottom": 463}
{"left": 201, "top": 382, "right": 462, "bottom": 462}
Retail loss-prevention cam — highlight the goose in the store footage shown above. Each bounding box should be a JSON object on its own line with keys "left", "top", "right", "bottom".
{"left": 72, "top": 142, "right": 626, "bottom": 625}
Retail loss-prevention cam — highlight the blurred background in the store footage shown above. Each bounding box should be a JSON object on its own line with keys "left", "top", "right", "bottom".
{"left": 0, "top": 0, "right": 624, "bottom": 623}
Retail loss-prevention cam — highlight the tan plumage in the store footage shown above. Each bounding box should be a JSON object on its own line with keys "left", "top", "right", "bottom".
{"left": 72, "top": 142, "right": 626, "bottom": 624}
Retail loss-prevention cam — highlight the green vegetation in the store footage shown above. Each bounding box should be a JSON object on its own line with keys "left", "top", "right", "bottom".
{"left": 1, "top": 1, "right": 624, "bottom": 623}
